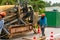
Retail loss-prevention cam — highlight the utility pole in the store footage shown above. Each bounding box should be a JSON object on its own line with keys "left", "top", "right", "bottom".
{"left": 17, "top": 0, "right": 21, "bottom": 22}
{"left": 17, "top": 0, "right": 20, "bottom": 15}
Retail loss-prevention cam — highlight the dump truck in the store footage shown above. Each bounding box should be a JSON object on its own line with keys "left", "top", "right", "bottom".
{"left": 0, "top": 0, "right": 39, "bottom": 39}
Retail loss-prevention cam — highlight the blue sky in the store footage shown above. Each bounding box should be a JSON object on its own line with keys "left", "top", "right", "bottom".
{"left": 43, "top": 0, "right": 60, "bottom": 4}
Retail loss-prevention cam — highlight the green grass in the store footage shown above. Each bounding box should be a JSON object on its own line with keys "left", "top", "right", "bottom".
{"left": 34, "top": 25, "right": 38, "bottom": 29}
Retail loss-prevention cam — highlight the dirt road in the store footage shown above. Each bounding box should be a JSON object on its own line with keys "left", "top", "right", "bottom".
{"left": 2, "top": 27, "right": 60, "bottom": 40}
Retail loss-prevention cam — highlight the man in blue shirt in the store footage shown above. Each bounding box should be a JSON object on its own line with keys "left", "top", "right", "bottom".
{"left": 38, "top": 13, "right": 47, "bottom": 36}
{"left": 0, "top": 12, "right": 6, "bottom": 35}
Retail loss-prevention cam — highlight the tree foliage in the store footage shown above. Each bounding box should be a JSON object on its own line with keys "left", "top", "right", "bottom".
{"left": 45, "top": 1, "right": 60, "bottom": 7}
{"left": 0, "top": 0, "right": 16, "bottom": 5}
{"left": 45, "top": 1, "right": 52, "bottom": 7}
{"left": 0, "top": 0, "right": 2, "bottom": 5}
{"left": 52, "top": 3, "right": 60, "bottom": 6}
{"left": 28, "top": 0, "right": 45, "bottom": 13}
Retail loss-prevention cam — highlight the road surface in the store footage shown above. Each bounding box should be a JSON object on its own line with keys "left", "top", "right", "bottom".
{"left": 2, "top": 27, "right": 60, "bottom": 40}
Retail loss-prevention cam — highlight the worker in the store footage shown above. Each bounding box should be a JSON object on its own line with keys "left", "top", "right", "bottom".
{"left": 38, "top": 13, "right": 47, "bottom": 36}
{"left": 0, "top": 12, "right": 6, "bottom": 36}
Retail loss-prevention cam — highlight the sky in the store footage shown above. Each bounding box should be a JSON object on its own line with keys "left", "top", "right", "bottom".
{"left": 43, "top": 0, "right": 60, "bottom": 4}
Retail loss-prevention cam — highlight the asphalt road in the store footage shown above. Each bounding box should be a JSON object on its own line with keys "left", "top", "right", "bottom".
{"left": 5, "top": 27, "right": 60, "bottom": 40}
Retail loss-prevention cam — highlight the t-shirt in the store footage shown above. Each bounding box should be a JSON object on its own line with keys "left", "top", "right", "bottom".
{"left": 39, "top": 17, "right": 47, "bottom": 26}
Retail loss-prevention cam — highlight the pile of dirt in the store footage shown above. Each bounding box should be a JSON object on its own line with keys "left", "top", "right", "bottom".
{"left": 0, "top": 5, "right": 14, "bottom": 11}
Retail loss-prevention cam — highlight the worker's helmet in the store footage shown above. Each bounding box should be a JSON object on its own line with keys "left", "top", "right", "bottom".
{"left": 41, "top": 13, "right": 45, "bottom": 17}
{"left": 0, "top": 12, "right": 6, "bottom": 17}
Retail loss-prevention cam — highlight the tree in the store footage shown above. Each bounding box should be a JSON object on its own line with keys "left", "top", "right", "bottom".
{"left": 45, "top": 1, "right": 52, "bottom": 7}
{"left": 0, "top": 0, "right": 2, "bottom": 5}
{"left": 52, "top": 3, "right": 60, "bottom": 6}
{"left": 1, "top": 0, "right": 16, "bottom": 5}
{"left": 29, "top": 0, "right": 45, "bottom": 14}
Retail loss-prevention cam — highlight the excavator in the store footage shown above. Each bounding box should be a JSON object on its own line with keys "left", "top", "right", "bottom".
{"left": 0, "top": 0, "right": 38, "bottom": 39}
